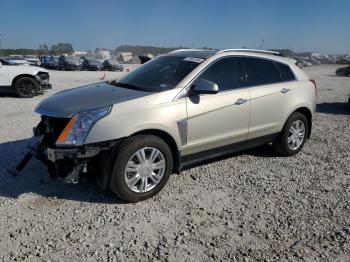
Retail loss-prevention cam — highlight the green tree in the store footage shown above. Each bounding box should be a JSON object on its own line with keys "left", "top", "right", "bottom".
{"left": 38, "top": 44, "right": 49, "bottom": 55}
{"left": 50, "top": 43, "right": 74, "bottom": 55}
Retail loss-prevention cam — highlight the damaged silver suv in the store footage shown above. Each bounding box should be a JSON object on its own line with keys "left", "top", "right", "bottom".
{"left": 34, "top": 49, "right": 316, "bottom": 202}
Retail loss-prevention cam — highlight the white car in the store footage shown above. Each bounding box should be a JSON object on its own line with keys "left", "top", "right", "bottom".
{"left": 25, "top": 55, "right": 41, "bottom": 66}
{"left": 34, "top": 49, "right": 316, "bottom": 202}
{"left": 0, "top": 58, "right": 51, "bottom": 98}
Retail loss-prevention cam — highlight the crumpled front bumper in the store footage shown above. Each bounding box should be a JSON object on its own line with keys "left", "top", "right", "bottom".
{"left": 35, "top": 73, "right": 52, "bottom": 91}
{"left": 40, "top": 83, "right": 52, "bottom": 90}
{"left": 33, "top": 117, "right": 121, "bottom": 187}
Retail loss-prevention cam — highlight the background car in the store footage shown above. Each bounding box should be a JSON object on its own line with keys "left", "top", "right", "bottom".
{"left": 40, "top": 55, "right": 51, "bottom": 68}
{"left": 0, "top": 58, "right": 51, "bottom": 98}
{"left": 102, "top": 59, "right": 123, "bottom": 71}
{"left": 25, "top": 55, "right": 41, "bottom": 66}
{"left": 336, "top": 66, "right": 350, "bottom": 76}
{"left": 48, "top": 56, "right": 60, "bottom": 70}
{"left": 58, "top": 55, "right": 82, "bottom": 70}
{"left": 336, "top": 59, "right": 350, "bottom": 65}
{"left": 82, "top": 58, "right": 102, "bottom": 71}
{"left": 8, "top": 55, "right": 29, "bottom": 65}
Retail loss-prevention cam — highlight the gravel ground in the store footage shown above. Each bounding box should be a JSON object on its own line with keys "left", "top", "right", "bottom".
{"left": 0, "top": 65, "right": 349, "bottom": 261}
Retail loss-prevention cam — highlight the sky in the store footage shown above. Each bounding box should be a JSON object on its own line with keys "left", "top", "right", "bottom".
{"left": 0, "top": 0, "right": 349, "bottom": 54}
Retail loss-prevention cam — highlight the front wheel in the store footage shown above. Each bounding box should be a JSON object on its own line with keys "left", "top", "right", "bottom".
{"left": 273, "top": 112, "right": 309, "bottom": 156}
{"left": 108, "top": 135, "right": 173, "bottom": 202}
{"left": 14, "top": 77, "right": 39, "bottom": 98}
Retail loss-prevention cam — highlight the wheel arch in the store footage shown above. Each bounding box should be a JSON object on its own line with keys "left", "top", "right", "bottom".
{"left": 289, "top": 107, "right": 313, "bottom": 138}
{"left": 11, "top": 74, "right": 37, "bottom": 89}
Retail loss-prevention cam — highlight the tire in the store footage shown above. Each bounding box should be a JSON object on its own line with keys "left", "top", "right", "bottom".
{"left": 14, "top": 77, "right": 39, "bottom": 98}
{"left": 108, "top": 135, "right": 173, "bottom": 202}
{"left": 273, "top": 112, "right": 309, "bottom": 156}
{"left": 336, "top": 70, "right": 345, "bottom": 76}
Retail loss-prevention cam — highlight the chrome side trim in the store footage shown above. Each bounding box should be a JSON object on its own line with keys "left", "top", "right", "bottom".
{"left": 177, "top": 119, "right": 188, "bottom": 145}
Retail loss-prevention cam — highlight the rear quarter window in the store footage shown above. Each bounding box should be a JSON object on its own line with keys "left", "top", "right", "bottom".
{"left": 275, "top": 62, "right": 296, "bottom": 81}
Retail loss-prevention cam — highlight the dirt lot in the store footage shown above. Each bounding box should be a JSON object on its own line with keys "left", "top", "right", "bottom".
{"left": 0, "top": 65, "right": 349, "bottom": 261}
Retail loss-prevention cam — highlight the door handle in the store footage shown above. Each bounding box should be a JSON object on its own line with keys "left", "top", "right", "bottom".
{"left": 281, "top": 88, "right": 290, "bottom": 94}
{"left": 235, "top": 98, "right": 248, "bottom": 105}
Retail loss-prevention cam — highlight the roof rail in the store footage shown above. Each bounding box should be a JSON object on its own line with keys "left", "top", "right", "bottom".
{"left": 217, "top": 49, "right": 284, "bottom": 56}
{"left": 169, "top": 49, "right": 215, "bottom": 53}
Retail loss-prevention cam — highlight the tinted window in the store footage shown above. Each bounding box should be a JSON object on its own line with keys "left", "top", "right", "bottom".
{"left": 197, "top": 57, "right": 241, "bottom": 91}
{"left": 244, "top": 58, "right": 281, "bottom": 87}
{"left": 0, "top": 59, "right": 11, "bottom": 65}
{"left": 275, "top": 62, "right": 295, "bottom": 81}
{"left": 116, "top": 56, "right": 200, "bottom": 92}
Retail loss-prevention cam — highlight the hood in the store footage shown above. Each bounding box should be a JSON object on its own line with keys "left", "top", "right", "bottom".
{"left": 10, "top": 65, "right": 48, "bottom": 74}
{"left": 35, "top": 82, "right": 150, "bottom": 118}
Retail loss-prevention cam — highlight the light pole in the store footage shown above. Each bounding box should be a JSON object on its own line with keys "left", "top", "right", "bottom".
{"left": 0, "top": 32, "right": 2, "bottom": 57}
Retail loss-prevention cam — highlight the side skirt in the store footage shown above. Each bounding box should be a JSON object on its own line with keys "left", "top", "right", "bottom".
{"left": 0, "top": 86, "right": 13, "bottom": 93}
{"left": 179, "top": 133, "right": 279, "bottom": 171}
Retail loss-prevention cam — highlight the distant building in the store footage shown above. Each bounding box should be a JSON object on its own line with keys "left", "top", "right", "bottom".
{"left": 96, "top": 50, "right": 110, "bottom": 60}
{"left": 74, "top": 50, "right": 88, "bottom": 56}
{"left": 311, "top": 52, "right": 322, "bottom": 59}
{"left": 117, "top": 52, "right": 133, "bottom": 62}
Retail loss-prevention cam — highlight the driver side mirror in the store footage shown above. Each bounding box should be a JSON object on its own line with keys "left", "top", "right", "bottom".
{"left": 190, "top": 79, "right": 219, "bottom": 95}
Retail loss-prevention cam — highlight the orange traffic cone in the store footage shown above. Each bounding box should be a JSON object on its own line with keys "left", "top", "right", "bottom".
{"left": 99, "top": 73, "right": 106, "bottom": 80}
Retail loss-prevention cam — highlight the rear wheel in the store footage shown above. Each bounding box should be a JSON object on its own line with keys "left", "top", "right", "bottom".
{"left": 273, "top": 112, "right": 308, "bottom": 156}
{"left": 14, "top": 77, "right": 38, "bottom": 98}
{"left": 108, "top": 135, "right": 173, "bottom": 202}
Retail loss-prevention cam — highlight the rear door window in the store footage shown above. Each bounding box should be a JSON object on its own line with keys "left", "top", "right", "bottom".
{"left": 197, "top": 57, "right": 241, "bottom": 91}
{"left": 243, "top": 57, "right": 281, "bottom": 87}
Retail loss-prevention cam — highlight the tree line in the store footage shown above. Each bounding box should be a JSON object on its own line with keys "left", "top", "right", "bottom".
{"left": 1, "top": 44, "right": 295, "bottom": 57}
{"left": 0, "top": 43, "right": 75, "bottom": 56}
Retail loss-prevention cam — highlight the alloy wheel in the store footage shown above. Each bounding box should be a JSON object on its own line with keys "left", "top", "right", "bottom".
{"left": 287, "top": 120, "right": 305, "bottom": 150}
{"left": 17, "top": 79, "right": 37, "bottom": 97}
{"left": 124, "top": 147, "right": 166, "bottom": 193}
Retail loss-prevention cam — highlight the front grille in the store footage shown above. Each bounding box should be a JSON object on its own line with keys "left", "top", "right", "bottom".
{"left": 42, "top": 116, "right": 70, "bottom": 146}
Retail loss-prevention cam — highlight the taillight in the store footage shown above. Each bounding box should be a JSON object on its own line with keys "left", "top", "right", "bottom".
{"left": 310, "top": 79, "right": 317, "bottom": 95}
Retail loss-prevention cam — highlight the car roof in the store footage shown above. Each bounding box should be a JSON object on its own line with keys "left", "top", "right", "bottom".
{"left": 168, "top": 49, "right": 296, "bottom": 65}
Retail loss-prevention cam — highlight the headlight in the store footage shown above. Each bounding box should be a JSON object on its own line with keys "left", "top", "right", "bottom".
{"left": 56, "top": 106, "right": 112, "bottom": 146}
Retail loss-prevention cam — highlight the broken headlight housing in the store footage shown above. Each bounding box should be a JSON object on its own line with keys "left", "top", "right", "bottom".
{"left": 56, "top": 106, "right": 112, "bottom": 146}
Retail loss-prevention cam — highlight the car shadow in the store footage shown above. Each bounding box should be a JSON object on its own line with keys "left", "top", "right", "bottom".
{"left": 0, "top": 137, "right": 126, "bottom": 204}
{"left": 0, "top": 93, "right": 18, "bottom": 98}
{"left": 316, "top": 102, "right": 350, "bottom": 115}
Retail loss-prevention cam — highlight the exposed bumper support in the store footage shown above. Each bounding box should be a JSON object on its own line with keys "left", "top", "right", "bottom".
{"left": 46, "top": 146, "right": 100, "bottom": 163}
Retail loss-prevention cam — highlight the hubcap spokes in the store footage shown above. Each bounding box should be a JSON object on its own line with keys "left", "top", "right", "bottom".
{"left": 124, "top": 147, "right": 166, "bottom": 193}
{"left": 17, "top": 80, "right": 36, "bottom": 96}
{"left": 288, "top": 120, "right": 305, "bottom": 150}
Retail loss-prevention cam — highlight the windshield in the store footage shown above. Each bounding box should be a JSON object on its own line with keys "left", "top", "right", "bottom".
{"left": 108, "top": 60, "right": 120, "bottom": 65}
{"left": 0, "top": 59, "right": 15, "bottom": 65}
{"left": 116, "top": 56, "right": 201, "bottom": 92}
